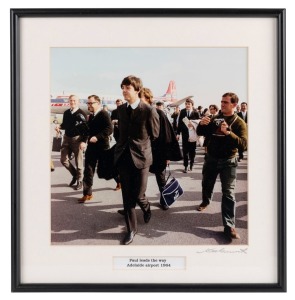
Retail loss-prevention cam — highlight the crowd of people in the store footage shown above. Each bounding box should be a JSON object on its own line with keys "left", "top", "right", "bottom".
{"left": 54, "top": 75, "right": 248, "bottom": 245}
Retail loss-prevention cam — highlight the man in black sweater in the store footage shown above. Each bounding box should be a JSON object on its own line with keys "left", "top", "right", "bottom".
{"left": 55, "top": 95, "right": 87, "bottom": 190}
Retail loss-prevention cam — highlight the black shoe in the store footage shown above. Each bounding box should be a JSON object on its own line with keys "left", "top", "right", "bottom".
{"left": 143, "top": 205, "right": 151, "bottom": 223}
{"left": 69, "top": 177, "right": 77, "bottom": 187}
{"left": 183, "top": 167, "right": 188, "bottom": 173}
{"left": 160, "top": 204, "right": 169, "bottom": 211}
{"left": 75, "top": 181, "right": 82, "bottom": 190}
{"left": 189, "top": 166, "right": 193, "bottom": 171}
{"left": 123, "top": 231, "right": 137, "bottom": 245}
{"left": 197, "top": 202, "right": 209, "bottom": 212}
{"left": 117, "top": 209, "right": 125, "bottom": 216}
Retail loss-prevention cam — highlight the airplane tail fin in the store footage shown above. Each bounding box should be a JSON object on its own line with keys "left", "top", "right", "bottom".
{"left": 153, "top": 80, "right": 177, "bottom": 103}
{"left": 165, "top": 80, "right": 177, "bottom": 101}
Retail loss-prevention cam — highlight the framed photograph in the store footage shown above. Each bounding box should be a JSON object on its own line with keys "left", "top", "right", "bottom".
{"left": 11, "top": 8, "right": 286, "bottom": 292}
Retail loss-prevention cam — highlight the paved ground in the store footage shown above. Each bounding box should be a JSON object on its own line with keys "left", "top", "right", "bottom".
{"left": 51, "top": 128, "right": 248, "bottom": 246}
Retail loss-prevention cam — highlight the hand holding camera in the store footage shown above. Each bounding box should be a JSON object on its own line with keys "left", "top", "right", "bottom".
{"left": 200, "top": 116, "right": 211, "bottom": 126}
{"left": 219, "top": 120, "right": 230, "bottom": 135}
{"left": 213, "top": 118, "right": 230, "bottom": 135}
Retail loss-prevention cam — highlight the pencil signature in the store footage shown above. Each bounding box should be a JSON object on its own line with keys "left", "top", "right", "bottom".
{"left": 196, "top": 248, "right": 248, "bottom": 254}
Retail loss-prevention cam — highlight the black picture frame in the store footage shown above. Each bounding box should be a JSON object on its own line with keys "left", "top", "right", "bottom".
{"left": 11, "top": 8, "right": 286, "bottom": 292}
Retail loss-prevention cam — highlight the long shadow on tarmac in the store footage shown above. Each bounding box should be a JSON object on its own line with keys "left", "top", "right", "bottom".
{"left": 51, "top": 149, "right": 248, "bottom": 245}
{"left": 51, "top": 190, "right": 247, "bottom": 245}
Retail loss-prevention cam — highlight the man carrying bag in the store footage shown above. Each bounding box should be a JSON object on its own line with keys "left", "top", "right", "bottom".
{"left": 55, "top": 95, "right": 88, "bottom": 190}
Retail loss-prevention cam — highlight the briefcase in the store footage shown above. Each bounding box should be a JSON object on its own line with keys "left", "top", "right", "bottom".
{"left": 160, "top": 168, "right": 183, "bottom": 207}
{"left": 52, "top": 133, "right": 62, "bottom": 152}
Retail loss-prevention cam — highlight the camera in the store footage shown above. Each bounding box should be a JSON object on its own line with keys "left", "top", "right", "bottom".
{"left": 211, "top": 118, "right": 226, "bottom": 136}
{"left": 213, "top": 118, "right": 225, "bottom": 127}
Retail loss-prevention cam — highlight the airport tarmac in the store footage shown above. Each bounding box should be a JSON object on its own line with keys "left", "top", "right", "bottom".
{"left": 51, "top": 132, "right": 248, "bottom": 246}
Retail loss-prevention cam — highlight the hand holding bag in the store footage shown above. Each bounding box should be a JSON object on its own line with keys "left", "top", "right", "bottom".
{"left": 52, "top": 132, "right": 63, "bottom": 152}
{"left": 160, "top": 166, "right": 183, "bottom": 207}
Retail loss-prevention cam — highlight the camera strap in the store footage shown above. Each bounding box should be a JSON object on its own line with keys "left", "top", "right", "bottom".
{"left": 228, "top": 115, "right": 238, "bottom": 130}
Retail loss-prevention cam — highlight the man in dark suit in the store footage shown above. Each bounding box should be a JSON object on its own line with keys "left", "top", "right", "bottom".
{"left": 78, "top": 95, "right": 113, "bottom": 203}
{"left": 237, "top": 102, "right": 248, "bottom": 161}
{"left": 196, "top": 105, "right": 204, "bottom": 119}
{"left": 176, "top": 98, "right": 200, "bottom": 172}
{"left": 114, "top": 75, "right": 160, "bottom": 245}
{"left": 237, "top": 102, "right": 248, "bottom": 123}
{"left": 171, "top": 105, "right": 180, "bottom": 134}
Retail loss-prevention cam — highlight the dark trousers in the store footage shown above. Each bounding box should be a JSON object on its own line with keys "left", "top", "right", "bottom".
{"left": 182, "top": 140, "right": 197, "bottom": 168}
{"left": 117, "top": 150, "right": 150, "bottom": 233}
{"left": 155, "top": 169, "right": 167, "bottom": 205}
{"left": 60, "top": 135, "right": 84, "bottom": 181}
{"left": 155, "top": 170, "right": 166, "bottom": 192}
{"left": 201, "top": 154, "right": 238, "bottom": 228}
{"left": 83, "top": 148, "right": 99, "bottom": 196}
{"left": 238, "top": 149, "right": 244, "bottom": 159}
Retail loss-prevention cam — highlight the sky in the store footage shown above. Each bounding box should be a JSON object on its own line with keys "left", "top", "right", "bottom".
{"left": 51, "top": 47, "right": 247, "bottom": 109}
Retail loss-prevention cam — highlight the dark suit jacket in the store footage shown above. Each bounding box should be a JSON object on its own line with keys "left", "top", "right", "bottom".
{"left": 86, "top": 109, "right": 113, "bottom": 152}
{"left": 237, "top": 111, "right": 248, "bottom": 123}
{"left": 111, "top": 108, "right": 120, "bottom": 141}
{"left": 177, "top": 108, "right": 200, "bottom": 141}
{"left": 111, "top": 108, "right": 119, "bottom": 120}
{"left": 114, "top": 101, "right": 160, "bottom": 169}
{"left": 150, "top": 109, "right": 182, "bottom": 173}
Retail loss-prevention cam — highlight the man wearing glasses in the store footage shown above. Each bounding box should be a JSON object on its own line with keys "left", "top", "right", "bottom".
{"left": 78, "top": 95, "right": 113, "bottom": 203}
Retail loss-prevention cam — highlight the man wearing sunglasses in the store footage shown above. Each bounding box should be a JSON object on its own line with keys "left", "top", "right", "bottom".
{"left": 78, "top": 95, "right": 113, "bottom": 203}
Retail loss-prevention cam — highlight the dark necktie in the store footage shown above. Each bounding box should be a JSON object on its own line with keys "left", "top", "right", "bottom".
{"left": 88, "top": 114, "right": 94, "bottom": 122}
{"left": 187, "top": 110, "right": 190, "bottom": 118}
{"left": 127, "top": 105, "right": 133, "bottom": 117}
